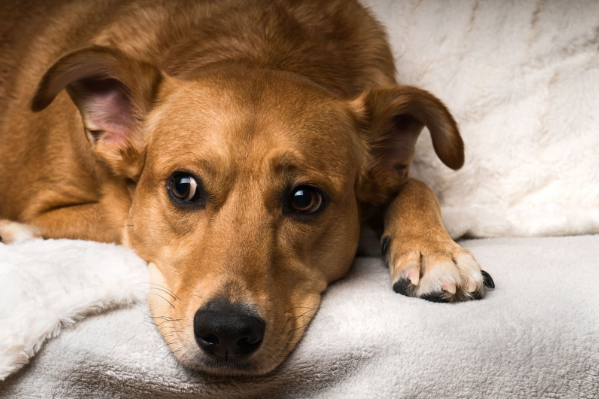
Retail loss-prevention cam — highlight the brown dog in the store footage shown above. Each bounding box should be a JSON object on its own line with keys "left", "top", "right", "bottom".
{"left": 0, "top": 0, "right": 493, "bottom": 375}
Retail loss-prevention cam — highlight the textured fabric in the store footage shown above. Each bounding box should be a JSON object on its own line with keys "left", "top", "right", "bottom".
{"left": 2, "top": 235, "right": 599, "bottom": 398}
{"left": 362, "top": 0, "right": 599, "bottom": 237}
{"left": 0, "top": 239, "right": 148, "bottom": 380}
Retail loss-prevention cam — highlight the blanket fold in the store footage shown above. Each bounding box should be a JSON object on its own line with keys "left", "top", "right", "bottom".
{"left": 1, "top": 236, "right": 598, "bottom": 398}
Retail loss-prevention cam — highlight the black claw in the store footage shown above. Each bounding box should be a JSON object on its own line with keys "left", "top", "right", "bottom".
{"left": 394, "top": 279, "right": 452, "bottom": 303}
{"left": 392, "top": 278, "right": 415, "bottom": 297}
{"left": 381, "top": 236, "right": 391, "bottom": 256}
{"left": 470, "top": 290, "right": 484, "bottom": 300}
{"left": 481, "top": 270, "right": 495, "bottom": 289}
{"left": 421, "top": 291, "right": 450, "bottom": 303}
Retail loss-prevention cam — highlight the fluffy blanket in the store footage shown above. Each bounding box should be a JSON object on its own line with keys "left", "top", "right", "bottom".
{"left": 1, "top": 235, "right": 598, "bottom": 398}
{"left": 0, "top": 240, "right": 148, "bottom": 380}
{"left": 362, "top": 0, "right": 599, "bottom": 237}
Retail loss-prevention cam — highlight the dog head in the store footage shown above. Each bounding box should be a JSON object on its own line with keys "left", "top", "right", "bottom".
{"left": 31, "top": 46, "right": 462, "bottom": 375}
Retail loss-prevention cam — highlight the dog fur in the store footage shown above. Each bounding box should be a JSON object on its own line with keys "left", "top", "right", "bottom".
{"left": 0, "top": 0, "right": 491, "bottom": 375}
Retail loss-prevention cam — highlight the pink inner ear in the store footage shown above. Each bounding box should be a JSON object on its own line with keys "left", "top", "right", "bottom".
{"left": 73, "top": 78, "right": 136, "bottom": 144}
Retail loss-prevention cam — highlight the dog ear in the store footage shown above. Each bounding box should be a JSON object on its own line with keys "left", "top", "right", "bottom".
{"left": 30, "top": 45, "right": 162, "bottom": 179}
{"left": 351, "top": 85, "right": 464, "bottom": 204}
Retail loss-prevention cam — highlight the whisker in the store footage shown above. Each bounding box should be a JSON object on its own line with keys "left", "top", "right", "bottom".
{"left": 150, "top": 315, "right": 178, "bottom": 321}
{"left": 134, "top": 282, "right": 179, "bottom": 300}
{"left": 290, "top": 308, "right": 318, "bottom": 321}
{"left": 288, "top": 320, "right": 313, "bottom": 334}
{"left": 161, "top": 331, "right": 183, "bottom": 338}
{"left": 156, "top": 318, "right": 183, "bottom": 327}
{"left": 148, "top": 292, "right": 176, "bottom": 309}
{"left": 148, "top": 286, "right": 179, "bottom": 300}
{"left": 158, "top": 340, "right": 180, "bottom": 351}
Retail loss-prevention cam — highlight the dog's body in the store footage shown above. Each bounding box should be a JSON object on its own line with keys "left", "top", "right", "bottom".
{"left": 0, "top": 0, "right": 492, "bottom": 375}
{"left": 1, "top": 0, "right": 395, "bottom": 242}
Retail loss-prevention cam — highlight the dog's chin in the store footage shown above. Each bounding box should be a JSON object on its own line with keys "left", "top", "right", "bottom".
{"left": 198, "top": 360, "right": 269, "bottom": 377}
{"left": 175, "top": 348, "right": 280, "bottom": 376}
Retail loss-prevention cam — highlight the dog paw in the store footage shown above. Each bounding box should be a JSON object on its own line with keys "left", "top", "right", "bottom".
{"left": 381, "top": 236, "right": 494, "bottom": 303}
{"left": 0, "top": 220, "right": 43, "bottom": 244}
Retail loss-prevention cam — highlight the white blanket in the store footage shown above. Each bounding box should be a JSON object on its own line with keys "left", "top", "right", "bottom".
{"left": 1, "top": 235, "right": 598, "bottom": 398}
{"left": 363, "top": 0, "right": 599, "bottom": 237}
{"left": 0, "top": 240, "right": 148, "bottom": 380}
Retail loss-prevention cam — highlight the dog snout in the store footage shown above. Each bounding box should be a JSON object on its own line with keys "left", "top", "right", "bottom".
{"left": 193, "top": 300, "right": 265, "bottom": 360}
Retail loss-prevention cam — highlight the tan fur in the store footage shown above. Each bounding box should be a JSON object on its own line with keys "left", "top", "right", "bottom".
{"left": 382, "top": 179, "right": 485, "bottom": 302}
{"left": 0, "top": 0, "right": 488, "bottom": 375}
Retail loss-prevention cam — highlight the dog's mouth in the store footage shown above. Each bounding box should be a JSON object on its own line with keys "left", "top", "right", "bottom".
{"left": 165, "top": 329, "right": 291, "bottom": 376}
{"left": 192, "top": 357, "right": 278, "bottom": 377}
{"left": 146, "top": 263, "right": 324, "bottom": 375}
{"left": 189, "top": 354, "right": 266, "bottom": 376}
{"left": 152, "top": 304, "right": 318, "bottom": 376}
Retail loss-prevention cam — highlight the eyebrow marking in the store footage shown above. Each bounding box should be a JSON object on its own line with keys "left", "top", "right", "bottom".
{"left": 174, "top": 151, "right": 219, "bottom": 178}
{"left": 270, "top": 152, "right": 336, "bottom": 197}
{"left": 272, "top": 152, "right": 304, "bottom": 180}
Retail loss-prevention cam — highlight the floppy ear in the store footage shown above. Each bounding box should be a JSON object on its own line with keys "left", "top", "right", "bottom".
{"left": 351, "top": 85, "right": 464, "bottom": 204}
{"left": 30, "top": 45, "right": 162, "bottom": 179}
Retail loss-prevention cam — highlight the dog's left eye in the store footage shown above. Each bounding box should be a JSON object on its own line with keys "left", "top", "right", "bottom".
{"left": 289, "top": 186, "right": 324, "bottom": 214}
{"left": 169, "top": 173, "right": 201, "bottom": 203}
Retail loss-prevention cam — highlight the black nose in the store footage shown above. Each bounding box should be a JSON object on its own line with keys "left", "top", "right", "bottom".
{"left": 193, "top": 300, "right": 265, "bottom": 360}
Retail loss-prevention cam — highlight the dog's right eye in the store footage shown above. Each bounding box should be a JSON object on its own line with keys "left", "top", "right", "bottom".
{"left": 288, "top": 185, "right": 325, "bottom": 215}
{"left": 168, "top": 173, "right": 202, "bottom": 203}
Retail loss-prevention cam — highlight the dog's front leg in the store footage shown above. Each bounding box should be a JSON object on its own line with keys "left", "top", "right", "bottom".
{"left": 1, "top": 202, "right": 122, "bottom": 244}
{"left": 29, "top": 203, "right": 122, "bottom": 243}
{"left": 381, "top": 178, "right": 494, "bottom": 302}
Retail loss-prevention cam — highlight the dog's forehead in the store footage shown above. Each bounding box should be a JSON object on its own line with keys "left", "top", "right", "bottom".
{"left": 145, "top": 70, "right": 361, "bottom": 180}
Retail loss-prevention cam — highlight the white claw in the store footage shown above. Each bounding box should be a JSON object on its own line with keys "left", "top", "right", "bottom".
{"left": 467, "top": 279, "right": 477, "bottom": 293}
{"left": 407, "top": 268, "right": 420, "bottom": 286}
{"left": 441, "top": 281, "right": 456, "bottom": 295}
